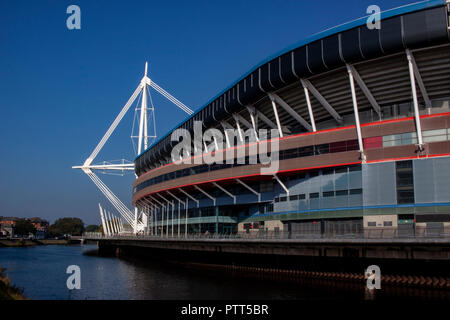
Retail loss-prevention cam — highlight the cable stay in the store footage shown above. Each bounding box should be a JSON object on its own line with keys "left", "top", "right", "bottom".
{"left": 73, "top": 62, "right": 193, "bottom": 234}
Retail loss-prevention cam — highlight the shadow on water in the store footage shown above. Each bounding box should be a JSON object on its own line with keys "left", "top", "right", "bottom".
{"left": 84, "top": 246, "right": 450, "bottom": 301}
{"left": 0, "top": 244, "right": 448, "bottom": 300}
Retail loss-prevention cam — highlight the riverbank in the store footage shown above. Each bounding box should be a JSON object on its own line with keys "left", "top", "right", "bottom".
{"left": 0, "top": 239, "right": 69, "bottom": 247}
{"left": 0, "top": 268, "right": 26, "bottom": 300}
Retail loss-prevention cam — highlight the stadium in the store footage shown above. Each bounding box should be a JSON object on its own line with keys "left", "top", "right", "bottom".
{"left": 132, "top": 0, "right": 450, "bottom": 238}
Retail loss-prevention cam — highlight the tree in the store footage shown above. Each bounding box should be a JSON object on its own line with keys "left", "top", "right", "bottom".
{"left": 48, "top": 217, "right": 84, "bottom": 237}
{"left": 85, "top": 224, "right": 101, "bottom": 233}
{"left": 14, "top": 219, "right": 35, "bottom": 237}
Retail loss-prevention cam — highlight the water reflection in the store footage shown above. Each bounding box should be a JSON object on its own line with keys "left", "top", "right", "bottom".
{"left": 0, "top": 245, "right": 448, "bottom": 300}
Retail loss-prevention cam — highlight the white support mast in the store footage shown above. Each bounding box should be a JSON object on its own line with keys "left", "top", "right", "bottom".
{"left": 73, "top": 62, "right": 193, "bottom": 234}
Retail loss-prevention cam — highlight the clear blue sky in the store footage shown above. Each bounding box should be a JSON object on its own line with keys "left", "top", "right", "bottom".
{"left": 0, "top": 0, "right": 414, "bottom": 225}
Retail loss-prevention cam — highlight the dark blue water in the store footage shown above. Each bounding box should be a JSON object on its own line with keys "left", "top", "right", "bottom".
{"left": 0, "top": 244, "right": 352, "bottom": 300}
{"left": 0, "top": 245, "right": 447, "bottom": 300}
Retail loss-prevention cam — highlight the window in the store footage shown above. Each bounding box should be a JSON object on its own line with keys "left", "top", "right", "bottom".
{"left": 383, "top": 221, "right": 393, "bottom": 227}
{"left": 289, "top": 195, "right": 299, "bottom": 201}
{"left": 383, "top": 132, "right": 418, "bottom": 147}
{"left": 346, "top": 139, "right": 359, "bottom": 151}
{"left": 363, "top": 136, "right": 382, "bottom": 149}
{"left": 400, "top": 132, "right": 417, "bottom": 145}
{"left": 298, "top": 194, "right": 306, "bottom": 200}
{"left": 368, "top": 221, "right": 376, "bottom": 227}
{"left": 309, "top": 192, "right": 319, "bottom": 199}
{"left": 315, "top": 144, "right": 329, "bottom": 155}
{"left": 349, "top": 188, "right": 362, "bottom": 195}
{"left": 323, "top": 191, "right": 335, "bottom": 197}
{"left": 396, "top": 160, "right": 414, "bottom": 204}
{"left": 349, "top": 164, "right": 362, "bottom": 172}
{"left": 423, "top": 129, "right": 447, "bottom": 143}
{"left": 397, "top": 190, "right": 415, "bottom": 204}
{"left": 336, "top": 190, "right": 349, "bottom": 196}
{"left": 309, "top": 171, "right": 319, "bottom": 178}
{"left": 279, "top": 196, "right": 287, "bottom": 202}
{"left": 329, "top": 141, "right": 347, "bottom": 153}
{"left": 335, "top": 167, "right": 347, "bottom": 174}
{"left": 323, "top": 168, "right": 334, "bottom": 175}
{"left": 298, "top": 146, "right": 313, "bottom": 157}
{"left": 283, "top": 148, "right": 298, "bottom": 159}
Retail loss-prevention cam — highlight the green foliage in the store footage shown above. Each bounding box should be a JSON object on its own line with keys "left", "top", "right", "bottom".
{"left": 0, "top": 268, "right": 26, "bottom": 300}
{"left": 85, "top": 224, "right": 101, "bottom": 233}
{"left": 48, "top": 217, "right": 84, "bottom": 237}
{"left": 14, "top": 219, "right": 35, "bottom": 236}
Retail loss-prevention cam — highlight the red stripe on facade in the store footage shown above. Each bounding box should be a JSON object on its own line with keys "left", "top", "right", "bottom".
{"left": 134, "top": 161, "right": 362, "bottom": 202}
{"left": 136, "top": 112, "right": 450, "bottom": 181}
{"left": 135, "top": 151, "right": 450, "bottom": 203}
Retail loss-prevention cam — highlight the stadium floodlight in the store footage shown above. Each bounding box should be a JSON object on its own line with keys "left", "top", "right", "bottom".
{"left": 73, "top": 62, "right": 193, "bottom": 234}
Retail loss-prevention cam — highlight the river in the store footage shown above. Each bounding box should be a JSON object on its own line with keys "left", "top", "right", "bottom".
{"left": 0, "top": 244, "right": 447, "bottom": 300}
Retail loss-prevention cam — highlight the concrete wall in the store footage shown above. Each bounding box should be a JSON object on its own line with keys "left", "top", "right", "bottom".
{"left": 363, "top": 215, "right": 398, "bottom": 228}
{"left": 264, "top": 220, "right": 284, "bottom": 231}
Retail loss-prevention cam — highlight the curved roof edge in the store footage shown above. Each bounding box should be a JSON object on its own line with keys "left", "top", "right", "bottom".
{"left": 136, "top": 0, "right": 447, "bottom": 161}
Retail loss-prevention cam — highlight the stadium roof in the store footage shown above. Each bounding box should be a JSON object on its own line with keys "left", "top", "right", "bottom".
{"left": 136, "top": 0, "right": 449, "bottom": 161}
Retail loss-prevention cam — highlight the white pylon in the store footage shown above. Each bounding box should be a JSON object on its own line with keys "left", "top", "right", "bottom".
{"left": 98, "top": 203, "right": 108, "bottom": 236}
{"left": 73, "top": 62, "right": 193, "bottom": 234}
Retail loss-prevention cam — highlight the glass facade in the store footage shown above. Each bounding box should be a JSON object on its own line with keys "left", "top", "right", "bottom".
{"left": 396, "top": 160, "right": 415, "bottom": 204}
{"left": 143, "top": 156, "right": 450, "bottom": 234}
{"left": 364, "top": 128, "right": 450, "bottom": 149}
{"left": 134, "top": 139, "right": 359, "bottom": 193}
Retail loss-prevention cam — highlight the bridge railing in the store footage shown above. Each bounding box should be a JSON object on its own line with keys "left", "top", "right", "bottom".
{"left": 83, "top": 226, "right": 450, "bottom": 241}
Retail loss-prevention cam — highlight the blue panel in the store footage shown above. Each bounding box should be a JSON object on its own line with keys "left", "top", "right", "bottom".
{"left": 335, "top": 172, "right": 348, "bottom": 190}
{"left": 310, "top": 198, "right": 320, "bottom": 210}
{"left": 216, "top": 197, "right": 234, "bottom": 206}
{"left": 433, "top": 158, "right": 450, "bottom": 203}
{"left": 239, "top": 72, "right": 264, "bottom": 105}
{"left": 280, "top": 52, "right": 297, "bottom": 83}
{"left": 307, "top": 41, "right": 327, "bottom": 73}
{"left": 348, "top": 171, "right": 362, "bottom": 189}
{"left": 359, "top": 26, "right": 383, "bottom": 59}
{"left": 321, "top": 174, "right": 335, "bottom": 192}
{"left": 335, "top": 195, "right": 349, "bottom": 208}
{"left": 322, "top": 35, "right": 343, "bottom": 69}
{"left": 341, "top": 28, "right": 364, "bottom": 62}
{"left": 348, "top": 194, "right": 363, "bottom": 206}
{"left": 363, "top": 162, "right": 396, "bottom": 206}
{"left": 269, "top": 58, "right": 284, "bottom": 88}
{"left": 403, "top": 6, "right": 449, "bottom": 48}
{"left": 380, "top": 16, "right": 404, "bottom": 53}
{"left": 293, "top": 46, "right": 312, "bottom": 77}
{"left": 321, "top": 197, "right": 335, "bottom": 209}
{"left": 299, "top": 200, "right": 308, "bottom": 211}
{"left": 259, "top": 64, "right": 273, "bottom": 92}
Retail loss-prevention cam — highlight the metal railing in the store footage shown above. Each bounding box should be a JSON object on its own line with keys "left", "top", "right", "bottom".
{"left": 83, "top": 226, "right": 450, "bottom": 241}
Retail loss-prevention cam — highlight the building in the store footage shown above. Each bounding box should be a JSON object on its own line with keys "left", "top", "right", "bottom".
{"left": 0, "top": 217, "right": 18, "bottom": 236}
{"left": 132, "top": 1, "right": 450, "bottom": 237}
{"left": 28, "top": 217, "right": 49, "bottom": 232}
{"left": 29, "top": 217, "right": 49, "bottom": 239}
{"left": 0, "top": 216, "right": 49, "bottom": 238}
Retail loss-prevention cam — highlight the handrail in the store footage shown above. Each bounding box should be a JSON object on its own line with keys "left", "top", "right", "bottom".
{"left": 83, "top": 226, "right": 450, "bottom": 241}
